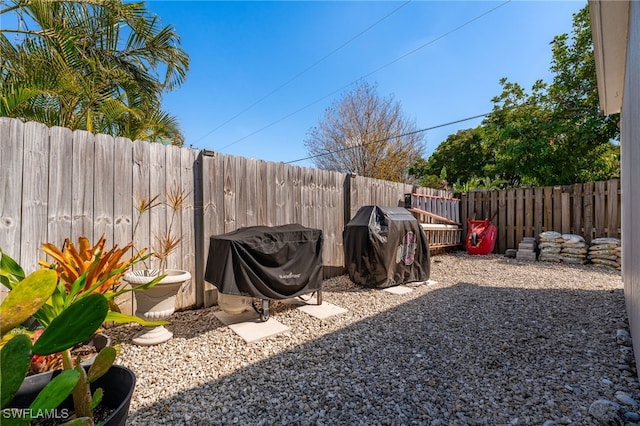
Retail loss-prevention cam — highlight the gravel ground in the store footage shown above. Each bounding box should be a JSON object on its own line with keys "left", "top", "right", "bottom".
{"left": 108, "top": 252, "right": 638, "bottom": 425}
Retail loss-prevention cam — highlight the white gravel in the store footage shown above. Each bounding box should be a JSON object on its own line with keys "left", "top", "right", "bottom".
{"left": 108, "top": 252, "right": 638, "bottom": 425}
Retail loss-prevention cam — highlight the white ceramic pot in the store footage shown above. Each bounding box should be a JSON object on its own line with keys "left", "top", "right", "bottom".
{"left": 123, "top": 269, "right": 191, "bottom": 346}
{"left": 217, "top": 292, "right": 252, "bottom": 315}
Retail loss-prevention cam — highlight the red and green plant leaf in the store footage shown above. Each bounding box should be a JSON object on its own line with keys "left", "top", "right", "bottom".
{"left": 0, "top": 269, "right": 58, "bottom": 335}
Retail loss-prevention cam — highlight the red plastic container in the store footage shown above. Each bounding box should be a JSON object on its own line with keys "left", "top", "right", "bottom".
{"left": 466, "top": 219, "right": 497, "bottom": 255}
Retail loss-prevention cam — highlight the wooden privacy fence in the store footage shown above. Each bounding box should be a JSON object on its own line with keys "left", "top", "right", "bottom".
{"left": 6, "top": 119, "right": 620, "bottom": 310}
{"left": 458, "top": 180, "right": 622, "bottom": 253}
{"left": 0, "top": 118, "right": 453, "bottom": 311}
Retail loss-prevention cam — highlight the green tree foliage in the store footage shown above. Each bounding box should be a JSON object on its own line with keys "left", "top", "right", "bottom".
{"left": 304, "top": 81, "right": 425, "bottom": 183}
{"left": 484, "top": 5, "right": 619, "bottom": 186}
{"left": 0, "top": 0, "right": 189, "bottom": 145}
{"left": 416, "top": 127, "right": 488, "bottom": 186}
{"left": 414, "top": 5, "right": 619, "bottom": 189}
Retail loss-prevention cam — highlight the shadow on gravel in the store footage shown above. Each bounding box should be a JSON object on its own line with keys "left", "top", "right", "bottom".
{"left": 128, "top": 282, "right": 636, "bottom": 425}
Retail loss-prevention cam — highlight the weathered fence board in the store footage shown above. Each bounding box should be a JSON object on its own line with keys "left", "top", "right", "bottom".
{"left": 47, "top": 127, "right": 73, "bottom": 249}
{"left": 608, "top": 179, "right": 620, "bottom": 236}
{"left": 497, "top": 190, "right": 507, "bottom": 253}
{"left": 113, "top": 137, "right": 133, "bottom": 249}
{"left": 21, "top": 122, "right": 49, "bottom": 271}
{"left": 94, "top": 134, "right": 115, "bottom": 244}
{"left": 113, "top": 137, "right": 134, "bottom": 315}
{"left": 290, "top": 165, "right": 301, "bottom": 224}
{"left": 583, "top": 182, "right": 594, "bottom": 242}
{"left": 201, "top": 152, "right": 223, "bottom": 307}
{"left": 176, "top": 147, "right": 197, "bottom": 309}
{"left": 0, "top": 118, "right": 24, "bottom": 259}
{"left": 275, "top": 162, "right": 287, "bottom": 225}
{"left": 223, "top": 155, "right": 236, "bottom": 233}
{"left": 515, "top": 190, "right": 524, "bottom": 243}
{"left": 132, "top": 140, "right": 151, "bottom": 262}
{"left": 162, "top": 144, "right": 178, "bottom": 268}
{"left": 265, "top": 161, "right": 277, "bottom": 226}
{"left": 72, "top": 130, "right": 95, "bottom": 243}
{"left": 595, "top": 180, "right": 607, "bottom": 238}
{"left": 561, "top": 186, "right": 570, "bottom": 233}
{"left": 256, "top": 159, "right": 268, "bottom": 226}
{"left": 506, "top": 190, "right": 515, "bottom": 250}
{"left": 245, "top": 158, "right": 258, "bottom": 227}
{"left": 524, "top": 188, "right": 533, "bottom": 238}
{"left": 235, "top": 156, "right": 248, "bottom": 228}
{"left": 572, "top": 183, "right": 582, "bottom": 237}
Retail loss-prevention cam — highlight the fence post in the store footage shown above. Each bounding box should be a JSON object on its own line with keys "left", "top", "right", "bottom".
{"left": 193, "top": 151, "right": 205, "bottom": 308}
{"left": 343, "top": 173, "right": 354, "bottom": 225}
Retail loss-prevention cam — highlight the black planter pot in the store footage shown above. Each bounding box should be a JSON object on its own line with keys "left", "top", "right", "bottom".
{"left": 11, "top": 365, "right": 136, "bottom": 426}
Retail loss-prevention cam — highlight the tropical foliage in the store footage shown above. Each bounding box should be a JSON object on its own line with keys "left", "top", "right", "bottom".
{"left": 411, "top": 5, "right": 620, "bottom": 190}
{"left": 0, "top": 246, "right": 164, "bottom": 423}
{"left": 0, "top": 0, "right": 189, "bottom": 145}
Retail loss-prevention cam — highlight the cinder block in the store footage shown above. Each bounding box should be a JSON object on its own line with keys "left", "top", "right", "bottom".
{"left": 516, "top": 252, "right": 537, "bottom": 261}
{"left": 505, "top": 249, "right": 517, "bottom": 258}
{"left": 518, "top": 242, "right": 536, "bottom": 251}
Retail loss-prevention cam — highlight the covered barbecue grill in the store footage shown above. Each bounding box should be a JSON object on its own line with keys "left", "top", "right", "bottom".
{"left": 204, "top": 224, "right": 323, "bottom": 321}
{"left": 344, "top": 206, "right": 430, "bottom": 288}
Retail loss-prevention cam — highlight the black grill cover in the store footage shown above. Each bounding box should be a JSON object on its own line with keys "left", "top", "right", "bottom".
{"left": 204, "top": 224, "right": 323, "bottom": 299}
{"left": 343, "top": 206, "right": 430, "bottom": 288}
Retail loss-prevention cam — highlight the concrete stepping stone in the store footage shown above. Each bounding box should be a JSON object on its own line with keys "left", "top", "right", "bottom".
{"left": 382, "top": 286, "right": 413, "bottom": 295}
{"left": 213, "top": 310, "right": 290, "bottom": 343}
{"left": 297, "top": 302, "right": 347, "bottom": 320}
{"left": 407, "top": 279, "right": 438, "bottom": 286}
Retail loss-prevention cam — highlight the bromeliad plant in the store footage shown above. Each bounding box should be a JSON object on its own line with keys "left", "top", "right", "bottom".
{"left": 0, "top": 243, "right": 165, "bottom": 424}
{"left": 39, "top": 235, "right": 141, "bottom": 297}
{"left": 38, "top": 235, "right": 156, "bottom": 318}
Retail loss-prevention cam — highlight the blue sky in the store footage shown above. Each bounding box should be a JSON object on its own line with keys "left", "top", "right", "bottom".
{"left": 147, "top": 0, "right": 586, "bottom": 168}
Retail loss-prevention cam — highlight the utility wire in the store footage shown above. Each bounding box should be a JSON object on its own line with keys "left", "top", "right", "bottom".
{"left": 193, "top": 1, "right": 412, "bottom": 144}
{"left": 355, "top": 0, "right": 511, "bottom": 82}
{"left": 284, "top": 111, "right": 492, "bottom": 164}
{"left": 217, "top": 0, "right": 512, "bottom": 152}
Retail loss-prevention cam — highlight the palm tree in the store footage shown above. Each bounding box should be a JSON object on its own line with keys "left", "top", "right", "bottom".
{"left": 0, "top": 0, "right": 189, "bottom": 145}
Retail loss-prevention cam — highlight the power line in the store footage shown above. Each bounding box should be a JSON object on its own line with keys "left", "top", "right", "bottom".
{"left": 284, "top": 111, "right": 492, "bottom": 164}
{"left": 216, "top": 0, "right": 512, "bottom": 153}
{"left": 356, "top": 0, "right": 511, "bottom": 82}
{"left": 193, "top": 1, "right": 412, "bottom": 145}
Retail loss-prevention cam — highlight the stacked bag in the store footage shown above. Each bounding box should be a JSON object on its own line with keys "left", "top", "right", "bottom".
{"left": 588, "top": 237, "right": 622, "bottom": 269}
{"left": 539, "top": 231, "right": 621, "bottom": 268}
{"left": 559, "top": 234, "right": 588, "bottom": 264}
{"left": 538, "top": 231, "right": 588, "bottom": 264}
{"left": 538, "top": 231, "right": 563, "bottom": 262}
